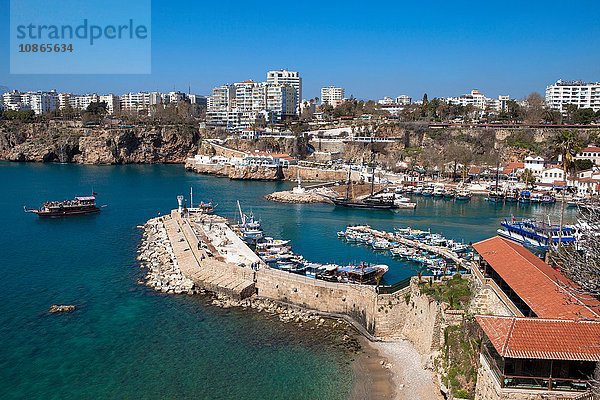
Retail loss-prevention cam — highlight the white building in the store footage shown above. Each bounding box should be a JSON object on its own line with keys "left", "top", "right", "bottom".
{"left": 27, "top": 91, "right": 58, "bottom": 115}
{"left": 396, "top": 95, "right": 412, "bottom": 105}
{"left": 2, "top": 90, "right": 26, "bottom": 111}
{"left": 99, "top": 94, "right": 120, "bottom": 114}
{"left": 187, "top": 94, "right": 207, "bottom": 106}
{"left": 207, "top": 75, "right": 298, "bottom": 131}
{"left": 266, "top": 84, "right": 296, "bottom": 121}
{"left": 70, "top": 94, "right": 100, "bottom": 111}
{"left": 380, "top": 103, "right": 405, "bottom": 116}
{"left": 120, "top": 92, "right": 162, "bottom": 113}
{"left": 545, "top": 80, "right": 600, "bottom": 112}
{"left": 267, "top": 70, "right": 301, "bottom": 115}
{"left": 576, "top": 145, "right": 600, "bottom": 166}
{"left": 321, "top": 86, "right": 345, "bottom": 107}
{"left": 539, "top": 167, "right": 565, "bottom": 185}
{"left": 524, "top": 156, "right": 546, "bottom": 176}
{"left": 568, "top": 169, "right": 600, "bottom": 196}
{"left": 447, "top": 89, "right": 509, "bottom": 112}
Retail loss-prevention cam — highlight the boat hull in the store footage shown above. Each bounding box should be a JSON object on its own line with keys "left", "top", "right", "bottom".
{"left": 28, "top": 207, "right": 100, "bottom": 217}
{"left": 331, "top": 199, "right": 398, "bottom": 210}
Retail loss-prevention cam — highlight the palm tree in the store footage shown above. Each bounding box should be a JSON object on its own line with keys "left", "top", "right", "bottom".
{"left": 552, "top": 130, "right": 583, "bottom": 244}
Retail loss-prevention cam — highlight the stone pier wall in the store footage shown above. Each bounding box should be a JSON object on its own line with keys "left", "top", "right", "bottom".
{"left": 255, "top": 268, "right": 380, "bottom": 333}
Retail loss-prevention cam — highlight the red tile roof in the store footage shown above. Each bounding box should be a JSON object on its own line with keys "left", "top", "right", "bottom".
{"left": 503, "top": 162, "right": 524, "bottom": 175}
{"left": 580, "top": 146, "right": 600, "bottom": 153}
{"left": 476, "top": 316, "right": 600, "bottom": 361}
{"left": 473, "top": 237, "right": 600, "bottom": 320}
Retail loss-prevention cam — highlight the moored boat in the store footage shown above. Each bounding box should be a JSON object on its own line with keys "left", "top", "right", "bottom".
{"left": 24, "top": 194, "right": 100, "bottom": 217}
{"left": 497, "top": 217, "right": 576, "bottom": 251}
{"left": 455, "top": 190, "right": 472, "bottom": 201}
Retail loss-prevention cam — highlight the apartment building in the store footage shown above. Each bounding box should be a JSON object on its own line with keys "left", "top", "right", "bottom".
{"left": 396, "top": 95, "right": 412, "bottom": 105}
{"left": 266, "top": 84, "right": 296, "bottom": 122}
{"left": 266, "top": 70, "right": 301, "bottom": 114}
{"left": 545, "top": 79, "right": 600, "bottom": 112}
{"left": 207, "top": 74, "right": 299, "bottom": 131}
{"left": 447, "top": 89, "right": 509, "bottom": 112}
{"left": 27, "top": 91, "right": 58, "bottom": 115}
{"left": 1, "top": 90, "right": 58, "bottom": 114}
{"left": 321, "top": 86, "right": 345, "bottom": 107}
{"left": 120, "top": 92, "right": 162, "bottom": 113}
{"left": 99, "top": 94, "right": 120, "bottom": 114}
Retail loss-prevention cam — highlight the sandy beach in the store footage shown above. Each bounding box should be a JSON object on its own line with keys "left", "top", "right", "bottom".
{"left": 352, "top": 338, "right": 441, "bottom": 400}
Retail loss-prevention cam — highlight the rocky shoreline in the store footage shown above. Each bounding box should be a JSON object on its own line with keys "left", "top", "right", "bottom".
{"left": 137, "top": 217, "right": 198, "bottom": 294}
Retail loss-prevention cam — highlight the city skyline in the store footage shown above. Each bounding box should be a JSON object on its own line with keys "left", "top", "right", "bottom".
{"left": 1, "top": 0, "right": 599, "bottom": 100}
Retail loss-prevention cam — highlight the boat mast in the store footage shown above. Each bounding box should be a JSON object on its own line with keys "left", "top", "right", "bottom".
{"left": 370, "top": 136, "right": 375, "bottom": 197}
{"left": 345, "top": 165, "right": 351, "bottom": 200}
{"left": 190, "top": 187, "right": 193, "bottom": 209}
{"left": 237, "top": 200, "right": 246, "bottom": 225}
{"left": 495, "top": 160, "right": 500, "bottom": 191}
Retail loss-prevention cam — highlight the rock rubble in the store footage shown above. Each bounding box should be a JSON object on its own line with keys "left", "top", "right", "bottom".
{"left": 138, "top": 217, "right": 198, "bottom": 294}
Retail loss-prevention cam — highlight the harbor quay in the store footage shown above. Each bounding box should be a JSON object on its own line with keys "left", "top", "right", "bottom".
{"left": 137, "top": 207, "right": 448, "bottom": 340}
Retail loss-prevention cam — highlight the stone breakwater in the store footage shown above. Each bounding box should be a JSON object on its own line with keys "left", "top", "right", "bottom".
{"left": 138, "top": 217, "right": 197, "bottom": 294}
{"left": 264, "top": 187, "right": 336, "bottom": 204}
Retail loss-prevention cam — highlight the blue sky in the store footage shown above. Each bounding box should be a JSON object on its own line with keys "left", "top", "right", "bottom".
{"left": 1, "top": 0, "right": 599, "bottom": 100}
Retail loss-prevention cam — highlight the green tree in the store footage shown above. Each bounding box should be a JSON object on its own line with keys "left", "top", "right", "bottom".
{"left": 573, "top": 108, "right": 597, "bottom": 124}
{"left": 86, "top": 101, "right": 108, "bottom": 115}
{"left": 521, "top": 168, "right": 536, "bottom": 189}
{"left": 552, "top": 130, "right": 584, "bottom": 239}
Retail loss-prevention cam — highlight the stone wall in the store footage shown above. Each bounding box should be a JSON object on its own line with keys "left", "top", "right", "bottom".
{"left": 401, "top": 282, "right": 443, "bottom": 355}
{"left": 256, "top": 268, "right": 380, "bottom": 333}
{"left": 469, "top": 269, "right": 519, "bottom": 317}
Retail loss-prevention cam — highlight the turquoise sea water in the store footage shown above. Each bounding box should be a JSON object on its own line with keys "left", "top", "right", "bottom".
{"left": 0, "top": 162, "right": 577, "bottom": 399}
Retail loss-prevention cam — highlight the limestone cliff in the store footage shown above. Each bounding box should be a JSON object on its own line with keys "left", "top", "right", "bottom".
{"left": 0, "top": 121, "right": 201, "bottom": 164}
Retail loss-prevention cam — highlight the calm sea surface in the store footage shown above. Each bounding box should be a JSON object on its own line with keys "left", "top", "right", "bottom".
{"left": 0, "top": 162, "right": 576, "bottom": 399}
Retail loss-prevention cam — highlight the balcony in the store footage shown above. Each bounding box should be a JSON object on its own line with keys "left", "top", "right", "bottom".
{"left": 481, "top": 345, "right": 593, "bottom": 393}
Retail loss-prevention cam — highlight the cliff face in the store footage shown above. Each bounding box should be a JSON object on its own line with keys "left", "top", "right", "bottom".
{"left": 0, "top": 122, "right": 201, "bottom": 164}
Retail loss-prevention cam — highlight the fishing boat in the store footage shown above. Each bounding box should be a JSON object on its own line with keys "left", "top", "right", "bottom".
{"left": 24, "top": 194, "right": 100, "bottom": 217}
{"left": 443, "top": 189, "right": 456, "bottom": 199}
{"left": 371, "top": 239, "right": 392, "bottom": 250}
{"left": 518, "top": 190, "right": 531, "bottom": 204}
{"left": 394, "top": 196, "right": 417, "bottom": 209}
{"left": 486, "top": 163, "right": 504, "bottom": 203}
{"left": 530, "top": 192, "right": 543, "bottom": 203}
{"left": 541, "top": 194, "right": 556, "bottom": 204}
{"left": 567, "top": 196, "right": 586, "bottom": 208}
{"left": 237, "top": 201, "right": 264, "bottom": 242}
{"left": 455, "top": 190, "right": 472, "bottom": 201}
{"left": 505, "top": 189, "right": 519, "bottom": 203}
{"left": 421, "top": 187, "right": 434, "bottom": 197}
{"left": 497, "top": 217, "right": 577, "bottom": 251}
{"left": 432, "top": 187, "right": 445, "bottom": 198}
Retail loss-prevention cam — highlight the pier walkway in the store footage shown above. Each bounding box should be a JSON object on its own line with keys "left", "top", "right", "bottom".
{"left": 350, "top": 225, "right": 469, "bottom": 269}
{"left": 163, "top": 211, "right": 256, "bottom": 299}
